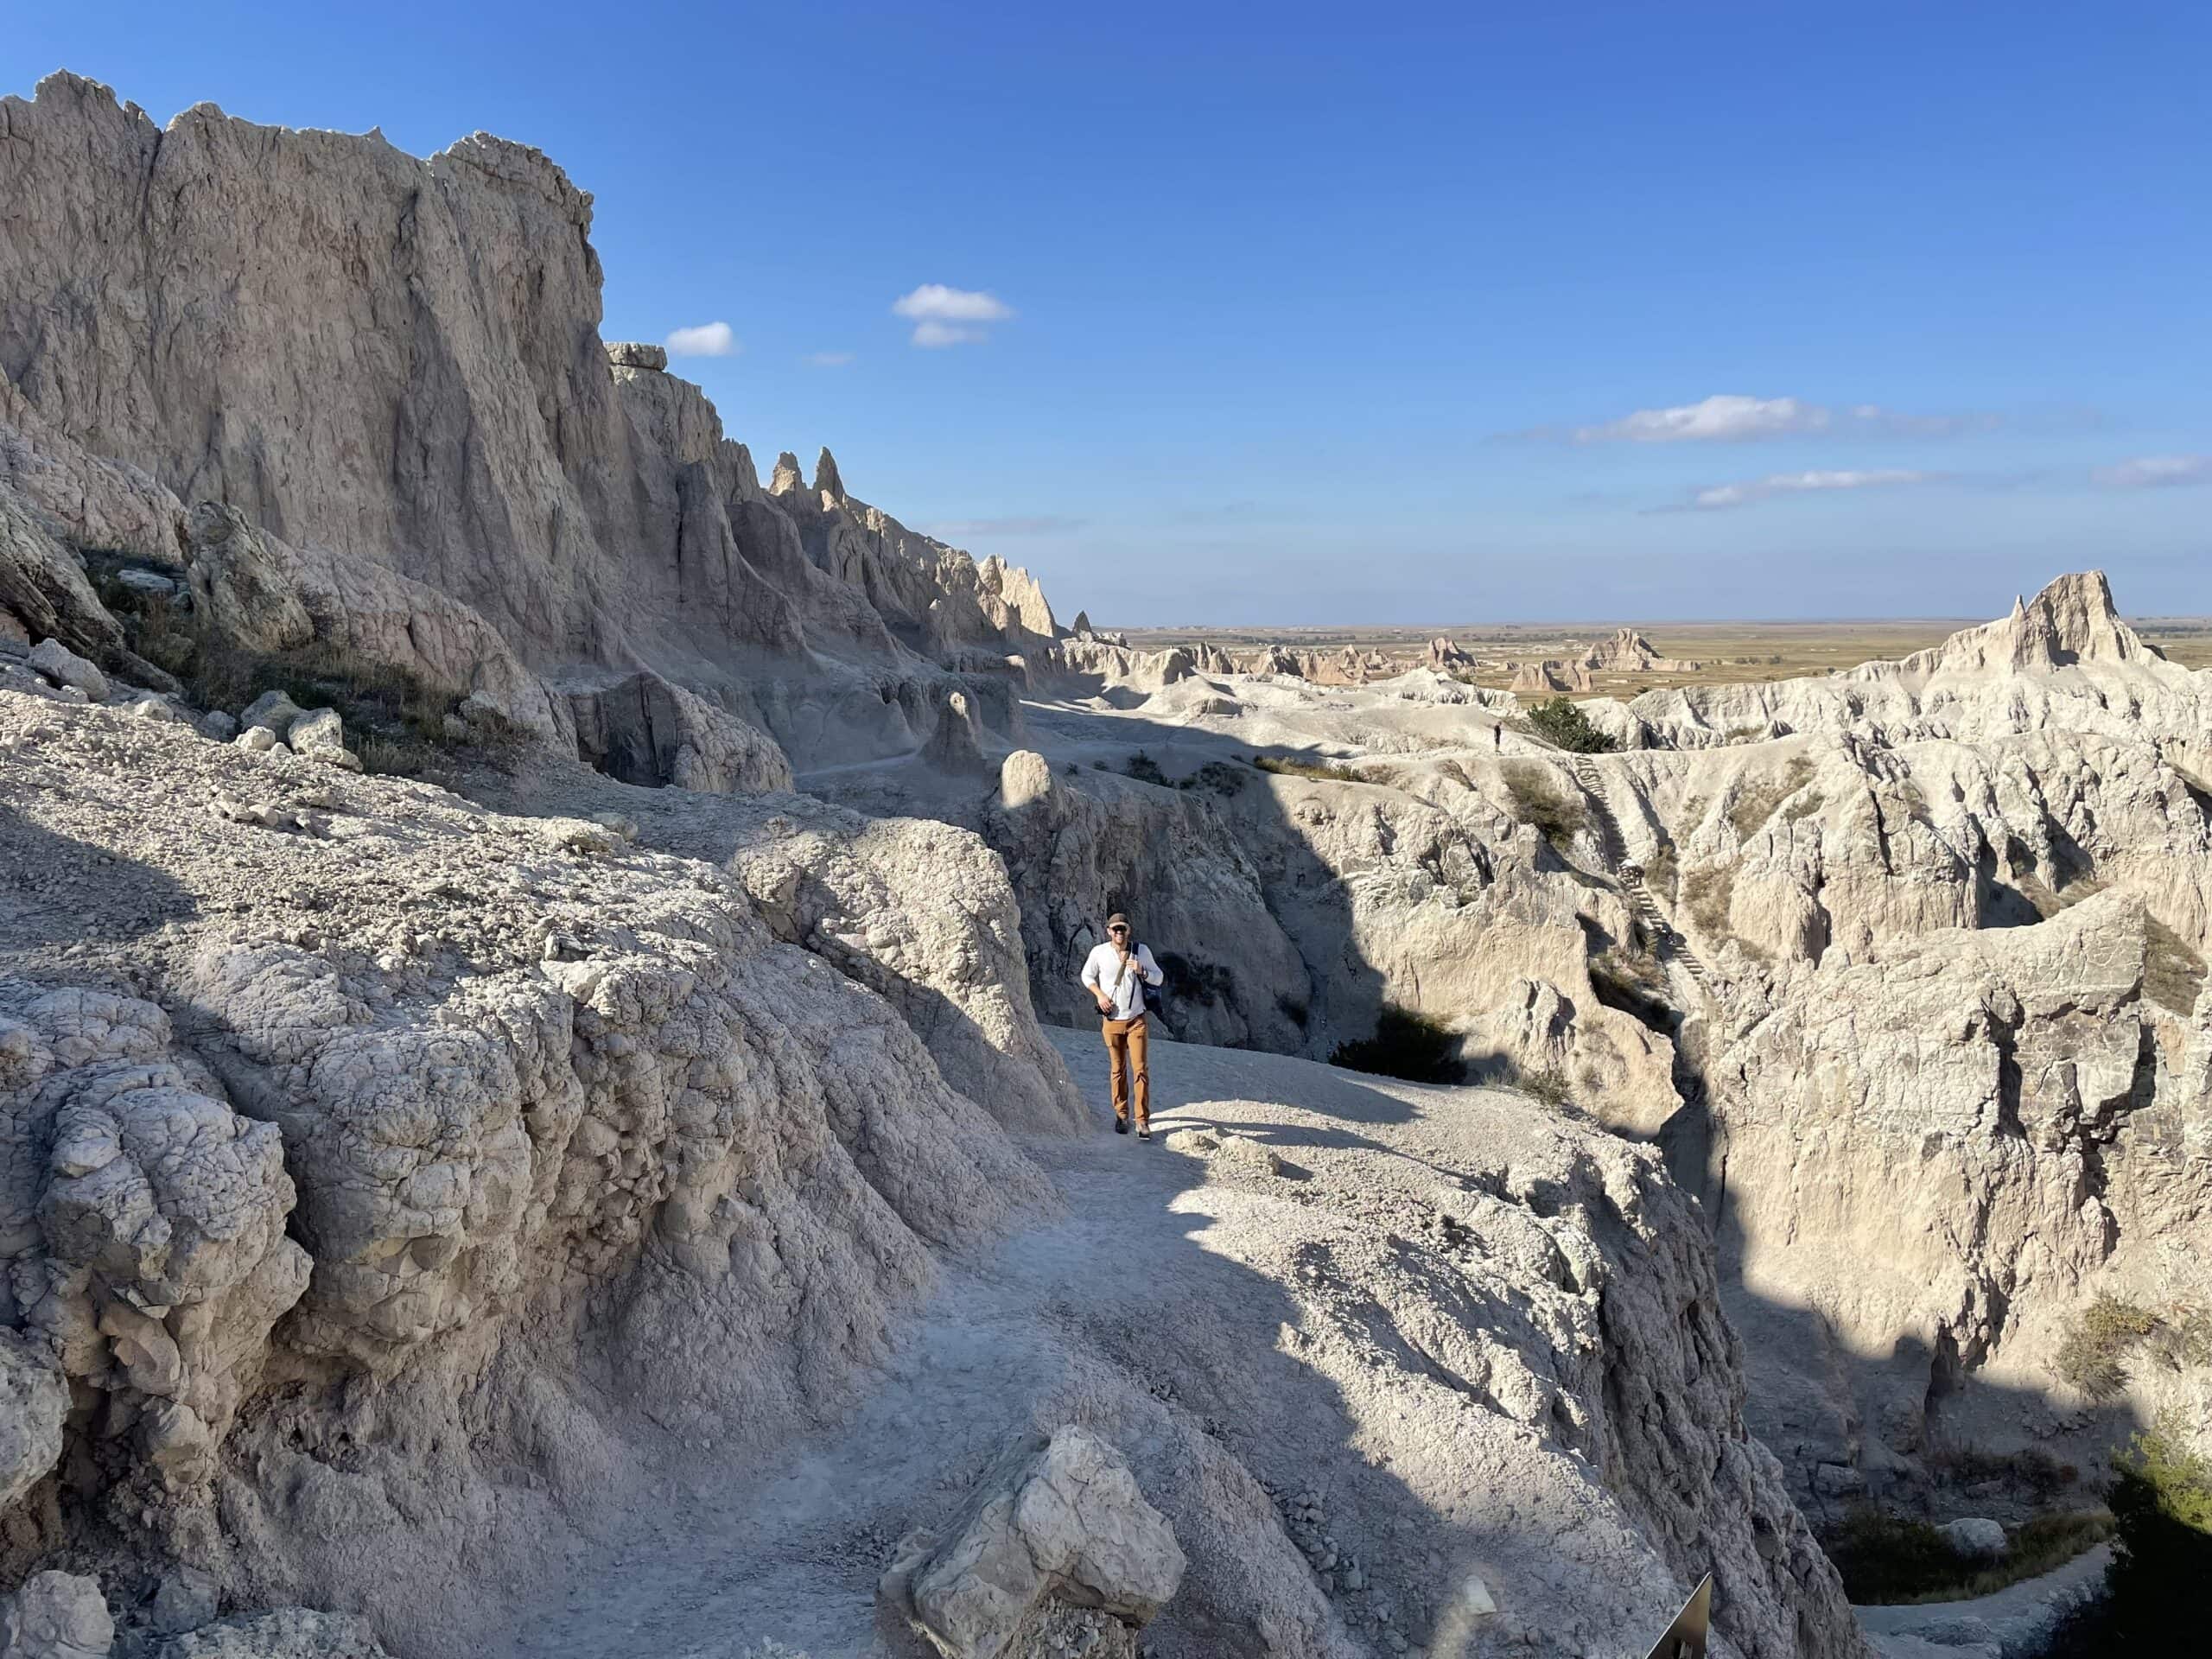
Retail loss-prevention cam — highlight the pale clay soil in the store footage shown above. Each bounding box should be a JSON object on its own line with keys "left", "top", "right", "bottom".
{"left": 504, "top": 1028, "right": 1648, "bottom": 1659}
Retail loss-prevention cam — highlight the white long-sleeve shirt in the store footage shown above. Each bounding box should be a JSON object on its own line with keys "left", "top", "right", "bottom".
{"left": 1081, "top": 941, "right": 1162, "bottom": 1020}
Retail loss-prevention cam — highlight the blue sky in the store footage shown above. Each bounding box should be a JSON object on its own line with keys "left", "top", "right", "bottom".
{"left": 10, "top": 3, "right": 2209, "bottom": 624}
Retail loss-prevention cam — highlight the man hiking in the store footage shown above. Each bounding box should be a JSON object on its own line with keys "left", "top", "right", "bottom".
{"left": 1081, "top": 913, "right": 1163, "bottom": 1138}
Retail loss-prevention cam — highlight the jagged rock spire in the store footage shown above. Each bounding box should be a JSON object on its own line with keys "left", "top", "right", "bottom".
{"left": 769, "top": 452, "right": 804, "bottom": 495}
{"left": 814, "top": 447, "right": 846, "bottom": 502}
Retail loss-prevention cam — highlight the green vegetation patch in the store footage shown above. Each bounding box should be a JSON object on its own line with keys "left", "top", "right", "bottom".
{"left": 1329, "top": 1006, "right": 1466, "bottom": 1084}
{"left": 1500, "top": 761, "right": 1586, "bottom": 849}
{"left": 2097, "top": 1415, "right": 2212, "bottom": 1645}
{"left": 1252, "top": 752, "right": 1366, "bottom": 783}
{"left": 1827, "top": 1507, "right": 2113, "bottom": 1605}
{"left": 89, "top": 559, "right": 518, "bottom": 779}
{"left": 2055, "top": 1296, "right": 2163, "bottom": 1400}
{"left": 1522, "top": 696, "right": 1619, "bottom": 753}
{"left": 1120, "top": 750, "right": 1170, "bottom": 785}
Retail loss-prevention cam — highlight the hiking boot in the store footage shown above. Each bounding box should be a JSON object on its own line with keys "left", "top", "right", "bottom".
{"left": 1137, "top": 1124, "right": 1152, "bottom": 1141}
{"left": 1114, "top": 1118, "right": 1129, "bottom": 1135}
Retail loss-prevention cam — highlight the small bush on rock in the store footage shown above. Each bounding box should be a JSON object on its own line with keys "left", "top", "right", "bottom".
{"left": 2055, "top": 1296, "right": 2161, "bottom": 1400}
{"left": 1252, "top": 753, "right": 1364, "bottom": 783}
{"left": 1500, "top": 762, "right": 1586, "bottom": 849}
{"left": 1522, "top": 696, "right": 1619, "bottom": 753}
{"left": 1122, "top": 751, "right": 1169, "bottom": 786}
{"left": 1330, "top": 1007, "right": 1465, "bottom": 1084}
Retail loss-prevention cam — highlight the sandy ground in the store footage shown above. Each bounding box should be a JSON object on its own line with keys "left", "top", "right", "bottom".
{"left": 497, "top": 1029, "right": 1701, "bottom": 1659}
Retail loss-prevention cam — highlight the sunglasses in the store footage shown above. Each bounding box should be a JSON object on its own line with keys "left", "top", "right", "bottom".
{"left": 1109, "top": 925, "right": 1128, "bottom": 933}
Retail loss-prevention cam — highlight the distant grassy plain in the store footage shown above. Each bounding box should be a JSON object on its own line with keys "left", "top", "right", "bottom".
{"left": 1116, "top": 617, "right": 2212, "bottom": 694}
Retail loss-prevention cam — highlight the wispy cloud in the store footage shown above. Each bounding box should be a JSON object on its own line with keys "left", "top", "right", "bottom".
{"left": 1512, "top": 393, "right": 1998, "bottom": 444}
{"left": 1580, "top": 394, "right": 1827, "bottom": 444}
{"left": 804, "top": 351, "right": 855, "bottom": 368}
{"left": 893, "top": 284, "right": 1014, "bottom": 347}
{"left": 665, "top": 321, "right": 737, "bottom": 357}
{"left": 1671, "top": 468, "right": 1946, "bottom": 512}
{"left": 2093, "top": 454, "right": 2210, "bottom": 489}
{"left": 926, "top": 515, "right": 1084, "bottom": 537}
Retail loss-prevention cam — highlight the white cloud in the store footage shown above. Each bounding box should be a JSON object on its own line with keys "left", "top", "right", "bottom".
{"left": 892, "top": 284, "right": 1013, "bottom": 346}
{"left": 1576, "top": 395, "right": 1830, "bottom": 444}
{"left": 1522, "top": 395, "right": 1998, "bottom": 444}
{"left": 2093, "top": 454, "right": 2210, "bottom": 489}
{"left": 665, "top": 321, "right": 737, "bottom": 357}
{"left": 893, "top": 284, "right": 1014, "bottom": 322}
{"left": 805, "top": 351, "right": 855, "bottom": 368}
{"left": 1685, "top": 469, "right": 1942, "bottom": 511}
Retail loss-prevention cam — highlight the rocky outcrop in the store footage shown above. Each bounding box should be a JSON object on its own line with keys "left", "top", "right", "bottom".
{"left": 0, "top": 73, "right": 1056, "bottom": 775}
{"left": 565, "top": 671, "right": 791, "bottom": 793}
{"left": 1576, "top": 627, "right": 1698, "bottom": 676}
{"left": 1510, "top": 658, "right": 1592, "bottom": 695}
{"left": 0, "top": 691, "right": 1058, "bottom": 1654}
{"left": 0, "top": 1572, "right": 112, "bottom": 1659}
{"left": 1700, "top": 891, "right": 2210, "bottom": 1506}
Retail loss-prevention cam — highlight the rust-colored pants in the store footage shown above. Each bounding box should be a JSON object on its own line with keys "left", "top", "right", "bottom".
{"left": 1102, "top": 1014, "right": 1151, "bottom": 1127}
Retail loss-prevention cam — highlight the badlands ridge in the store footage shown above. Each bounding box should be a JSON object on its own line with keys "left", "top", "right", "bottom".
{"left": 0, "top": 70, "right": 2206, "bottom": 1659}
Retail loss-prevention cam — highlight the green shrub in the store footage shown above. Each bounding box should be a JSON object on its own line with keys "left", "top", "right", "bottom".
{"left": 1252, "top": 753, "right": 1364, "bottom": 783}
{"left": 1681, "top": 863, "right": 1734, "bottom": 939}
{"left": 1500, "top": 761, "right": 1586, "bottom": 849}
{"left": 2101, "top": 1416, "right": 2212, "bottom": 1644}
{"left": 1522, "top": 696, "right": 1619, "bottom": 754}
{"left": 90, "top": 572, "right": 522, "bottom": 780}
{"left": 1516, "top": 1065, "right": 1573, "bottom": 1108}
{"left": 1827, "top": 1506, "right": 2112, "bottom": 1605}
{"left": 1122, "top": 751, "right": 1169, "bottom": 786}
{"left": 2055, "top": 1296, "right": 2161, "bottom": 1400}
{"left": 1330, "top": 1006, "right": 1465, "bottom": 1084}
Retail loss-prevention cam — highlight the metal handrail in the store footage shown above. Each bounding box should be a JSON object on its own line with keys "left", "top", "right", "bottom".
{"left": 1642, "top": 1574, "right": 1713, "bottom": 1659}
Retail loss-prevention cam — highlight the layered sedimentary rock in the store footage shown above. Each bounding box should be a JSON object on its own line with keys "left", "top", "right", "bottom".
{"left": 0, "top": 692, "right": 1055, "bottom": 1653}
{"left": 0, "top": 73, "right": 1051, "bottom": 774}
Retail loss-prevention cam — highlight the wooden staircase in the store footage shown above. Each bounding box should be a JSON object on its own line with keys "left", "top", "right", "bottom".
{"left": 1571, "top": 754, "right": 1717, "bottom": 1000}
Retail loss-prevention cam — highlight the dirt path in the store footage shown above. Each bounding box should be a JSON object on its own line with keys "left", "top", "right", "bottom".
{"left": 499, "top": 1031, "right": 1733, "bottom": 1659}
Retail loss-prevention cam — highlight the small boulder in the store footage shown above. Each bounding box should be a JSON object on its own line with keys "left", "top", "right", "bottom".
{"left": 1937, "top": 1517, "right": 2008, "bottom": 1560}
{"left": 884, "top": 1426, "right": 1185, "bottom": 1659}
{"left": 233, "top": 728, "right": 279, "bottom": 754}
{"left": 26, "top": 639, "right": 106, "bottom": 702}
{"left": 238, "top": 691, "right": 304, "bottom": 739}
{"left": 0, "top": 1571, "right": 113, "bottom": 1659}
{"left": 998, "top": 750, "right": 1056, "bottom": 810}
{"left": 286, "top": 709, "right": 360, "bottom": 772}
{"left": 197, "top": 711, "right": 239, "bottom": 742}
{"left": 130, "top": 697, "right": 188, "bottom": 725}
